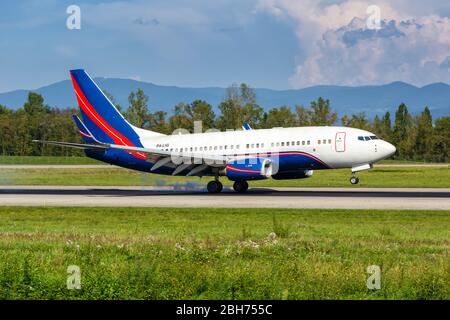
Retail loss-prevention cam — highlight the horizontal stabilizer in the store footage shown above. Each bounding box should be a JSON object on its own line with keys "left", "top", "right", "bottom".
{"left": 32, "top": 140, "right": 108, "bottom": 150}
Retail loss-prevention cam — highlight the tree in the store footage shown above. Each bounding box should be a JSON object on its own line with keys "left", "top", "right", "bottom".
{"left": 379, "top": 112, "right": 392, "bottom": 141}
{"left": 149, "top": 111, "right": 169, "bottom": 134}
{"left": 0, "top": 104, "right": 10, "bottom": 115}
{"left": 349, "top": 112, "right": 370, "bottom": 130}
{"left": 264, "top": 106, "right": 296, "bottom": 128}
{"left": 168, "top": 102, "right": 192, "bottom": 132}
{"left": 23, "top": 92, "right": 50, "bottom": 115}
{"left": 125, "top": 89, "right": 150, "bottom": 128}
{"left": 216, "top": 83, "right": 263, "bottom": 130}
{"left": 309, "top": 97, "right": 337, "bottom": 126}
{"left": 187, "top": 100, "right": 216, "bottom": 130}
{"left": 341, "top": 114, "right": 350, "bottom": 127}
{"left": 415, "top": 107, "right": 433, "bottom": 161}
{"left": 393, "top": 103, "right": 413, "bottom": 159}
{"left": 431, "top": 116, "right": 450, "bottom": 162}
{"left": 296, "top": 105, "right": 311, "bottom": 126}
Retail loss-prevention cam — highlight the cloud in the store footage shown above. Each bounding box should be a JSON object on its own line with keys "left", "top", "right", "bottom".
{"left": 258, "top": 0, "right": 450, "bottom": 87}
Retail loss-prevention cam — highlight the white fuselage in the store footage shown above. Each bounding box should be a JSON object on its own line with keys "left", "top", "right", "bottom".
{"left": 137, "top": 126, "right": 396, "bottom": 171}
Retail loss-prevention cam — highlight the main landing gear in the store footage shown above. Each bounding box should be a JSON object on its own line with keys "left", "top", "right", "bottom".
{"left": 206, "top": 179, "right": 249, "bottom": 193}
{"left": 350, "top": 175, "right": 359, "bottom": 185}
{"left": 207, "top": 180, "right": 223, "bottom": 193}
{"left": 233, "top": 180, "right": 249, "bottom": 193}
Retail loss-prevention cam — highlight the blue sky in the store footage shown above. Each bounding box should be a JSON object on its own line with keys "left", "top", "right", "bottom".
{"left": 0, "top": 0, "right": 449, "bottom": 92}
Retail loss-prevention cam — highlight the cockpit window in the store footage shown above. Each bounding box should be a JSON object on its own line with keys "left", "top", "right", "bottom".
{"left": 370, "top": 136, "right": 379, "bottom": 140}
{"left": 364, "top": 136, "right": 371, "bottom": 141}
{"left": 358, "top": 136, "right": 364, "bottom": 141}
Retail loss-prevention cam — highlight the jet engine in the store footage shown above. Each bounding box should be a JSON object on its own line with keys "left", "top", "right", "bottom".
{"left": 225, "top": 158, "right": 273, "bottom": 181}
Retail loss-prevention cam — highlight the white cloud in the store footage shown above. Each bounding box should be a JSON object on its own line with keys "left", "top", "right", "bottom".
{"left": 258, "top": 0, "right": 450, "bottom": 87}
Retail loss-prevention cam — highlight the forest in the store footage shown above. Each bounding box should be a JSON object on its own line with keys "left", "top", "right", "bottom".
{"left": 0, "top": 83, "right": 448, "bottom": 162}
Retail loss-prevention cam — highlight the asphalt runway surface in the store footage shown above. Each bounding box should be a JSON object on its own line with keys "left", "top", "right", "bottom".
{"left": 0, "top": 186, "right": 449, "bottom": 210}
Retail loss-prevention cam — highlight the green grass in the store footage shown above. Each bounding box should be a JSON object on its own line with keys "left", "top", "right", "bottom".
{"left": 0, "top": 207, "right": 448, "bottom": 299}
{"left": 0, "top": 166, "right": 449, "bottom": 187}
{"left": 0, "top": 156, "right": 100, "bottom": 165}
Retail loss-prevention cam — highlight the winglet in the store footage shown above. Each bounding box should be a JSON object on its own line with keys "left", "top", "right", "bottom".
{"left": 242, "top": 123, "right": 252, "bottom": 131}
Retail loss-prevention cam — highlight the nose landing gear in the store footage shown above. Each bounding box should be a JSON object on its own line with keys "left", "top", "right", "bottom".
{"left": 350, "top": 175, "right": 359, "bottom": 185}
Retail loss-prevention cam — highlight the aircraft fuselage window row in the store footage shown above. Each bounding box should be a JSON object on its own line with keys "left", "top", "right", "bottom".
{"left": 159, "top": 138, "right": 336, "bottom": 153}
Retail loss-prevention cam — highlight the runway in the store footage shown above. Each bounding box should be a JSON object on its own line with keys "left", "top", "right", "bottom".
{"left": 0, "top": 186, "right": 449, "bottom": 210}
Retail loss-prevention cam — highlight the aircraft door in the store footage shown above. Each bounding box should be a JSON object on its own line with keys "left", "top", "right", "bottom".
{"left": 335, "top": 132, "right": 346, "bottom": 152}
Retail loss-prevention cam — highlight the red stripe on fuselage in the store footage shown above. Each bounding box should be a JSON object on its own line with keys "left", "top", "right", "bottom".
{"left": 70, "top": 74, "right": 146, "bottom": 160}
{"left": 226, "top": 165, "right": 261, "bottom": 174}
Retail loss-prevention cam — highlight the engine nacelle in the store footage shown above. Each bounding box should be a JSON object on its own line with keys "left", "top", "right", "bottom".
{"left": 225, "top": 158, "right": 272, "bottom": 181}
{"left": 271, "top": 170, "right": 313, "bottom": 180}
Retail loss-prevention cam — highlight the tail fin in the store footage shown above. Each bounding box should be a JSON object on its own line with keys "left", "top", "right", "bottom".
{"left": 70, "top": 69, "right": 152, "bottom": 148}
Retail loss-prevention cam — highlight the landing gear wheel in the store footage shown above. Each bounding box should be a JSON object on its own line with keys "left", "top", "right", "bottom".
{"left": 207, "top": 180, "right": 223, "bottom": 193}
{"left": 350, "top": 176, "right": 359, "bottom": 185}
{"left": 233, "top": 180, "right": 249, "bottom": 193}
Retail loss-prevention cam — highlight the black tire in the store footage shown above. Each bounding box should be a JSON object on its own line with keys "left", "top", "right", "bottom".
{"left": 207, "top": 181, "right": 223, "bottom": 193}
{"left": 350, "top": 176, "right": 359, "bottom": 185}
{"left": 233, "top": 180, "right": 249, "bottom": 193}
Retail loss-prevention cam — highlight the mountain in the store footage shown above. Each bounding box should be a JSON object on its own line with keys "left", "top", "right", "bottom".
{"left": 0, "top": 78, "right": 449, "bottom": 118}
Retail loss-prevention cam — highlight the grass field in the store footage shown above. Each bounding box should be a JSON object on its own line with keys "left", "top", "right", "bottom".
{"left": 0, "top": 207, "right": 448, "bottom": 299}
{"left": 0, "top": 165, "right": 449, "bottom": 188}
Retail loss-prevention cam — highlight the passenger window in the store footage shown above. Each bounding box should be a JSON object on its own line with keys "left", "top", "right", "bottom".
{"left": 256, "top": 143, "right": 259, "bottom": 148}
{"left": 261, "top": 143, "right": 264, "bottom": 148}
{"left": 224, "top": 145, "right": 227, "bottom": 150}
{"left": 328, "top": 139, "right": 331, "bottom": 144}
{"left": 190, "top": 147, "right": 193, "bottom": 151}
{"left": 297, "top": 141, "right": 300, "bottom": 146}
{"left": 230, "top": 145, "right": 233, "bottom": 150}
{"left": 195, "top": 147, "right": 197, "bottom": 151}
{"left": 219, "top": 146, "right": 223, "bottom": 150}
{"left": 214, "top": 146, "right": 217, "bottom": 150}
{"left": 236, "top": 145, "right": 240, "bottom": 149}
{"left": 281, "top": 142, "right": 285, "bottom": 146}
{"left": 276, "top": 142, "right": 280, "bottom": 147}
{"left": 246, "top": 144, "right": 250, "bottom": 148}
{"left": 271, "top": 142, "right": 274, "bottom": 147}
{"left": 307, "top": 141, "right": 310, "bottom": 145}
{"left": 318, "top": 140, "right": 321, "bottom": 144}
{"left": 286, "top": 142, "right": 290, "bottom": 146}
{"left": 251, "top": 144, "right": 255, "bottom": 148}
{"left": 302, "top": 141, "right": 305, "bottom": 145}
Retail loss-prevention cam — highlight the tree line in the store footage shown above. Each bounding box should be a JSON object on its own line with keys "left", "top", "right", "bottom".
{"left": 0, "top": 83, "right": 448, "bottom": 162}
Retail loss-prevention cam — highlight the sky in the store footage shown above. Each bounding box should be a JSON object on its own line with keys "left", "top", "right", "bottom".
{"left": 0, "top": 0, "right": 449, "bottom": 92}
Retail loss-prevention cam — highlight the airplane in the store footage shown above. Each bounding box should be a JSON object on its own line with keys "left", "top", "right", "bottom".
{"left": 34, "top": 69, "right": 396, "bottom": 193}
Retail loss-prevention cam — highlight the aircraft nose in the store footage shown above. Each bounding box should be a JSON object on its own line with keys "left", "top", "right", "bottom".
{"left": 385, "top": 142, "right": 396, "bottom": 157}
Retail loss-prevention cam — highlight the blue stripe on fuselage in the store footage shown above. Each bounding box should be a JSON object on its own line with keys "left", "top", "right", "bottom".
{"left": 84, "top": 150, "right": 329, "bottom": 176}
